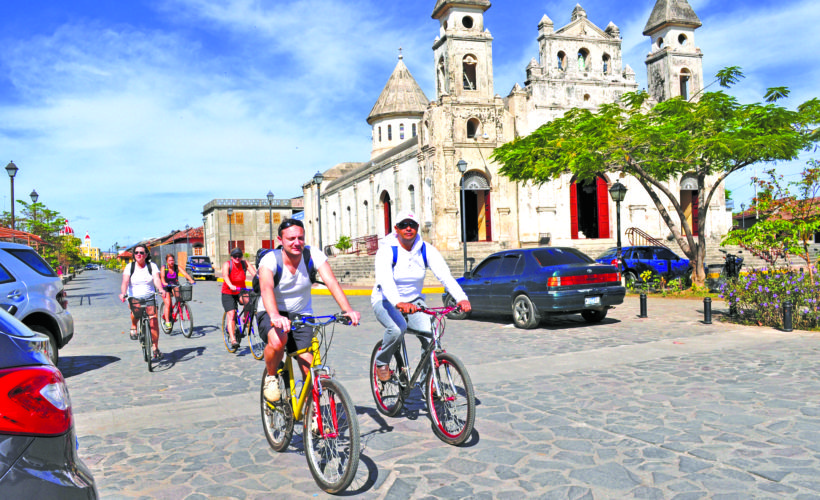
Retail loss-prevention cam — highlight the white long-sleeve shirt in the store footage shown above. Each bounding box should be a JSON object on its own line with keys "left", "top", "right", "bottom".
{"left": 371, "top": 233, "right": 468, "bottom": 306}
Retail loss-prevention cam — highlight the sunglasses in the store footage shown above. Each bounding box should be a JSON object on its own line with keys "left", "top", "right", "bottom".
{"left": 396, "top": 221, "right": 418, "bottom": 230}
{"left": 134, "top": 251, "right": 147, "bottom": 255}
{"left": 278, "top": 218, "right": 304, "bottom": 235}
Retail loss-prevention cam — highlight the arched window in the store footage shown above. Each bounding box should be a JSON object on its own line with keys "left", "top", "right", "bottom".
{"left": 388, "top": 124, "right": 392, "bottom": 141}
{"left": 680, "top": 68, "right": 691, "bottom": 100}
{"left": 462, "top": 54, "right": 477, "bottom": 90}
{"left": 678, "top": 34, "right": 688, "bottom": 46}
{"left": 462, "top": 16, "right": 473, "bottom": 29}
{"left": 347, "top": 206, "right": 352, "bottom": 237}
{"left": 583, "top": 94, "right": 590, "bottom": 102}
{"left": 577, "top": 48, "right": 589, "bottom": 71}
{"left": 557, "top": 51, "right": 567, "bottom": 71}
{"left": 437, "top": 57, "right": 446, "bottom": 95}
{"left": 409, "top": 185, "right": 416, "bottom": 212}
{"left": 363, "top": 200, "right": 369, "bottom": 234}
{"left": 602, "top": 53, "right": 611, "bottom": 74}
{"left": 412, "top": 123, "right": 417, "bottom": 137}
{"left": 466, "top": 118, "right": 480, "bottom": 139}
{"left": 400, "top": 123, "right": 405, "bottom": 140}
{"left": 657, "top": 37, "right": 664, "bottom": 50}
{"left": 378, "top": 126, "right": 382, "bottom": 142}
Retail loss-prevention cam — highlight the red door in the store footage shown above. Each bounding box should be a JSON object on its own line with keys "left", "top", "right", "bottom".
{"left": 383, "top": 197, "right": 392, "bottom": 235}
{"left": 570, "top": 181, "right": 578, "bottom": 239}
{"left": 596, "top": 177, "right": 610, "bottom": 238}
{"left": 692, "top": 190, "right": 699, "bottom": 236}
{"left": 484, "top": 191, "right": 492, "bottom": 241}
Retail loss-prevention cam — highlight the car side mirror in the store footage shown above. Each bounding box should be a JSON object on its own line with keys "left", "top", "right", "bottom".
{"left": 463, "top": 271, "right": 473, "bottom": 279}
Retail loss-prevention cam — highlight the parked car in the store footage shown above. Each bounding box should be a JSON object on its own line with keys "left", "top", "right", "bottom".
{"left": 186, "top": 255, "right": 215, "bottom": 280}
{"left": 0, "top": 242, "right": 73, "bottom": 365}
{"left": 84, "top": 263, "right": 99, "bottom": 270}
{"left": 0, "top": 307, "right": 98, "bottom": 498}
{"left": 443, "top": 247, "right": 625, "bottom": 329}
{"left": 595, "top": 246, "right": 690, "bottom": 288}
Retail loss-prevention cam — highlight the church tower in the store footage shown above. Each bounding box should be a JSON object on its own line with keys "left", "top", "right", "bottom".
{"left": 367, "top": 52, "right": 429, "bottom": 159}
{"left": 643, "top": 0, "right": 703, "bottom": 102}
{"left": 431, "top": 0, "right": 494, "bottom": 100}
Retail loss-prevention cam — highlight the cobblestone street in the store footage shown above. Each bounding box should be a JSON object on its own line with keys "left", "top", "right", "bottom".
{"left": 61, "top": 270, "right": 820, "bottom": 499}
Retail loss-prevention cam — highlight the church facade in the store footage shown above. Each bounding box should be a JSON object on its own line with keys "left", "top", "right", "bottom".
{"left": 302, "top": 0, "right": 731, "bottom": 256}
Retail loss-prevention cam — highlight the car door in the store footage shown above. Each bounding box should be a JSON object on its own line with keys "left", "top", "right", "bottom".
{"left": 655, "top": 247, "right": 688, "bottom": 278}
{"left": 0, "top": 263, "right": 24, "bottom": 316}
{"left": 461, "top": 256, "right": 503, "bottom": 311}
{"left": 489, "top": 253, "right": 523, "bottom": 313}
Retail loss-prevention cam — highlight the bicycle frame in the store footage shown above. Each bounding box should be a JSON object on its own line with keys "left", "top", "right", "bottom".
{"left": 397, "top": 306, "right": 456, "bottom": 398}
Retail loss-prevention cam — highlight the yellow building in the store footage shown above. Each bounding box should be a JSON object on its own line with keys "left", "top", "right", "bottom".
{"left": 80, "top": 232, "right": 101, "bottom": 261}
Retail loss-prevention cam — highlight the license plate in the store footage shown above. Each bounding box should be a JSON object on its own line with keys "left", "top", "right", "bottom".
{"left": 585, "top": 296, "right": 601, "bottom": 306}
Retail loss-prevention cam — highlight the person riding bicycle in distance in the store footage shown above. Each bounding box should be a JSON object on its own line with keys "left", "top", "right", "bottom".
{"left": 258, "top": 218, "right": 361, "bottom": 403}
{"left": 221, "top": 247, "right": 257, "bottom": 350}
{"left": 119, "top": 244, "right": 167, "bottom": 360}
{"left": 372, "top": 210, "right": 471, "bottom": 382}
{"left": 160, "top": 253, "right": 195, "bottom": 330}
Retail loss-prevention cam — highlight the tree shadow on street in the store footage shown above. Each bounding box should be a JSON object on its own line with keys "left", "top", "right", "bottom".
{"left": 59, "top": 355, "right": 119, "bottom": 378}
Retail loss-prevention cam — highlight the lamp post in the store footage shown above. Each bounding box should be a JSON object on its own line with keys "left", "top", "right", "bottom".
{"left": 457, "top": 159, "right": 468, "bottom": 274}
{"left": 202, "top": 216, "right": 207, "bottom": 256}
{"left": 740, "top": 203, "right": 745, "bottom": 229}
{"left": 5, "top": 161, "right": 18, "bottom": 230}
{"left": 227, "top": 208, "right": 233, "bottom": 256}
{"left": 313, "top": 171, "right": 324, "bottom": 252}
{"left": 29, "top": 189, "right": 38, "bottom": 232}
{"left": 608, "top": 180, "right": 628, "bottom": 260}
{"left": 266, "top": 190, "right": 274, "bottom": 248}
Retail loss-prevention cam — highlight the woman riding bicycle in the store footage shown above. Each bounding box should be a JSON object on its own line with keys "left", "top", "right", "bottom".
{"left": 160, "top": 254, "right": 195, "bottom": 330}
{"left": 221, "top": 247, "right": 257, "bottom": 350}
{"left": 119, "top": 244, "right": 166, "bottom": 360}
{"left": 371, "top": 210, "right": 471, "bottom": 382}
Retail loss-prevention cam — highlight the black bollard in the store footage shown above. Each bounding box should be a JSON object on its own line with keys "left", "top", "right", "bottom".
{"left": 639, "top": 293, "right": 648, "bottom": 318}
{"left": 783, "top": 300, "right": 793, "bottom": 332}
{"left": 729, "top": 301, "right": 738, "bottom": 320}
{"left": 703, "top": 297, "right": 712, "bottom": 324}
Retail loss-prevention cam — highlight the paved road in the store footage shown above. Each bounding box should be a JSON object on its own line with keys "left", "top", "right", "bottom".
{"left": 60, "top": 270, "right": 820, "bottom": 499}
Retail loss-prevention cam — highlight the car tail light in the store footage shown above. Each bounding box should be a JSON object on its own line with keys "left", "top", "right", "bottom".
{"left": 0, "top": 366, "right": 73, "bottom": 436}
{"left": 547, "top": 272, "right": 621, "bottom": 288}
{"left": 57, "top": 290, "right": 68, "bottom": 309}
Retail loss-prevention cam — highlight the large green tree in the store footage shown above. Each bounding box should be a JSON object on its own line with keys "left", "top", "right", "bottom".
{"left": 491, "top": 68, "right": 820, "bottom": 285}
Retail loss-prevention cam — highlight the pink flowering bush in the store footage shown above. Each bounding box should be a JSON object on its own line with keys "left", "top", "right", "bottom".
{"left": 720, "top": 268, "right": 820, "bottom": 330}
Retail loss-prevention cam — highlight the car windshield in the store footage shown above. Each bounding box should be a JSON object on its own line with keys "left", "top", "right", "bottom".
{"left": 532, "top": 248, "right": 593, "bottom": 266}
{"left": 4, "top": 248, "right": 57, "bottom": 277}
{"left": 190, "top": 257, "right": 211, "bottom": 264}
{"left": 596, "top": 248, "right": 617, "bottom": 260}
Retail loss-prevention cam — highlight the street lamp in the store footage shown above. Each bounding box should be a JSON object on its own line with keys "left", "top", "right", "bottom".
{"left": 457, "top": 159, "right": 468, "bottom": 274}
{"left": 29, "top": 189, "right": 38, "bottom": 232}
{"left": 313, "top": 171, "right": 324, "bottom": 252}
{"left": 740, "top": 203, "right": 746, "bottom": 229}
{"left": 227, "top": 208, "right": 233, "bottom": 255}
{"left": 5, "top": 161, "right": 18, "bottom": 230}
{"left": 266, "top": 190, "right": 274, "bottom": 248}
{"left": 608, "top": 180, "right": 628, "bottom": 260}
{"left": 202, "top": 216, "right": 207, "bottom": 256}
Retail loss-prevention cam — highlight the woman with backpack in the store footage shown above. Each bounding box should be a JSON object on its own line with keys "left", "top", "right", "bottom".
{"left": 119, "top": 244, "right": 166, "bottom": 360}
{"left": 221, "top": 247, "right": 257, "bottom": 350}
{"left": 159, "top": 254, "right": 195, "bottom": 330}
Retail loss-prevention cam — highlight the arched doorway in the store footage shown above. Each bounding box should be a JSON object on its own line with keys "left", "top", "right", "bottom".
{"left": 380, "top": 191, "right": 392, "bottom": 235}
{"left": 680, "top": 175, "right": 698, "bottom": 236}
{"left": 460, "top": 171, "right": 492, "bottom": 242}
{"left": 570, "top": 176, "right": 610, "bottom": 239}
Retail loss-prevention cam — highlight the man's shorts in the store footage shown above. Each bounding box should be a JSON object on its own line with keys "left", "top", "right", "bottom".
{"left": 257, "top": 311, "right": 313, "bottom": 354}
{"left": 221, "top": 293, "right": 240, "bottom": 313}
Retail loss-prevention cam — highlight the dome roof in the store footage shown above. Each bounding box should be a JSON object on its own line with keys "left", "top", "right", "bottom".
{"left": 643, "top": 0, "right": 702, "bottom": 36}
{"left": 366, "top": 56, "right": 429, "bottom": 125}
{"left": 59, "top": 220, "right": 74, "bottom": 236}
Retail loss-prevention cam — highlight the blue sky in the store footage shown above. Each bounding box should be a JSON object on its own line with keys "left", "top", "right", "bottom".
{"left": 0, "top": 0, "right": 817, "bottom": 251}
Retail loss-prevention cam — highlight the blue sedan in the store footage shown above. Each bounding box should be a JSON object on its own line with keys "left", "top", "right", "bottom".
{"left": 443, "top": 247, "right": 625, "bottom": 329}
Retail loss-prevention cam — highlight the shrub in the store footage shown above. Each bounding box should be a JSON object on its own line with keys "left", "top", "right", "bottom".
{"left": 720, "top": 268, "right": 820, "bottom": 330}
{"left": 335, "top": 235, "right": 352, "bottom": 253}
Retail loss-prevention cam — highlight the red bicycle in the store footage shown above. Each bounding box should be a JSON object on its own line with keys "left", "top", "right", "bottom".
{"left": 159, "top": 283, "right": 194, "bottom": 337}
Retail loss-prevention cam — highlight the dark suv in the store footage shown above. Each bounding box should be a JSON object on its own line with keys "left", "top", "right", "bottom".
{"left": 186, "top": 255, "right": 215, "bottom": 280}
{"left": 596, "top": 246, "right": 691, "bottom": 287}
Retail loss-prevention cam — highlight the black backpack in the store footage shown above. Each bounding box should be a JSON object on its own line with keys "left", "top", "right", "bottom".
{"left": 252, "top": 246, "right": 320, "bottom": 293}
{"left": 130, "top": 259, "right": 157, "bottom": 278}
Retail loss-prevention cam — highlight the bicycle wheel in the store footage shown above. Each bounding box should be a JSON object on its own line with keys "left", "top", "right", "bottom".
{"left": 158, "top": 302, "right": 172, "bottom": 335}
{"left": 141, "top": 320, "right": 154, "bottom": 372}
{"left": 369, "top": 340, "right": 405, "bottom": 417}
{"left": 304, "top": 377, "right": 360, "bottom": 494}
{"left": 260, "top": 366, "right": 293, "bottom": 452}
{"left": 425, "top": 352, "right": 475, "bottom": 446}
{"left": 248, "top": 314, "right": 265, "bottom": 360}
{"left": 222, "top": 311, "right": 237, "bottom": 353}
{"left": 180, "top": 303, "right": 193, "bottom": 338}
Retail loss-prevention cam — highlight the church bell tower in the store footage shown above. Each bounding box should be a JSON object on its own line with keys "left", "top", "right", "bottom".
{"left": 431, "top": 0, "right": 493, "bottom": 101}
{"left": 643, "top": 0, "right": 703, "bottom": 102}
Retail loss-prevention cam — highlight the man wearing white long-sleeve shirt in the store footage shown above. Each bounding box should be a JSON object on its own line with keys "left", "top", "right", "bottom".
{"left": 371, "top": 210, "right": 471, "bottom": 382}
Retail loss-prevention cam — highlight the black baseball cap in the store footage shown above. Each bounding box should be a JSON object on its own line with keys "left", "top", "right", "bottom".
{"left": 230, "top": 248, "right": 243, "bottom": 258}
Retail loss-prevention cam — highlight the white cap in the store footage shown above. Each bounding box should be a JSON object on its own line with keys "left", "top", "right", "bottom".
{"left": 395, "top": 210, "right": 419, "bottom": 225}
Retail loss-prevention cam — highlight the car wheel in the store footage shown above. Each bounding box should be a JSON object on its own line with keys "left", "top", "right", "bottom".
{"left": 581, "top": 309, "right": 607, "bottom": 323}
{"left": 624, "top": 271, "right": 637, "bottom": 289}
{"left": 30, "top": 325, "right": 58, "bottom": 365}
{"left": 512, "top": 295, "right": 541, "bottom": 329}
{"left": 443, "top": 294, "right": 470, "bottom": 320}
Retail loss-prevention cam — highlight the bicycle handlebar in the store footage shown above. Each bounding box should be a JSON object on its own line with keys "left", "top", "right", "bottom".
{"left": 291, "top": 312, "right": 354, "bottom": 328}
{"left": 416, "top": 305, "right": 459, "bottom": 316}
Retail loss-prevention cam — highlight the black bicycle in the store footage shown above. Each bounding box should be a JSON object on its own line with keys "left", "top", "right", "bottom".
{"left": 126, "top": 295, "right": 159, "bottom": 372}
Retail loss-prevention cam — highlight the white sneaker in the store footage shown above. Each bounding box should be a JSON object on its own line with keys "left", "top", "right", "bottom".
{"left": 263, "top": 376, "right": 281, "bottom": 402}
